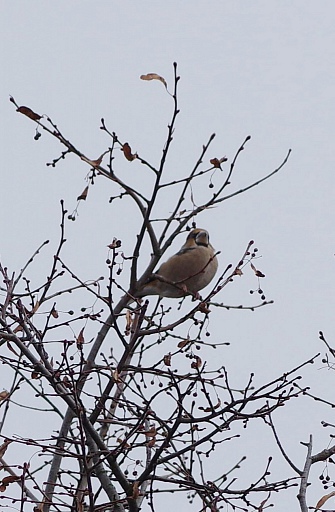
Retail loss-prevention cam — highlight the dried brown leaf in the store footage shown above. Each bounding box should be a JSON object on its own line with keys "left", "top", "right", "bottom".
{"left": 77, "top": 327, "right": 85, "bottom": 346}
{"left": 122, "top": 142, "right": 137, "bottom": 161}
{"left": 0, "top": 391, "right": 9, "bottom": 401}
{"left": 140, "top": 73, "right": 167, "bottom": 89}
{"left": 250, "top": 263, "right": 265, "bottom": 278}
{"left": 191, "top": 355, "right": 202, "bottom": 369}
{"left": 315, "top": 490, "right": 335, "bottom": 510}
{"left": 2, "top": 475, "right": 20, "bottom": 486}
{"left": 51, "top": 307, "right": 59, "bottom": 319}
{"left": 17, "top": 106, "right": 42, "bottom": 121}
{"left": 198, "top": 302, "right": 210, "bottom": 314}
{"left": 107, "top": 238, "right": 122, "bottom": 249}
{"left": 234, "top": 268, "right": 243, "bottom": 276}
{"left": 210, "top": 156, "right": 227, "bottom": 167}
{"left": 77, "top": 186, "right": 89, "bottom": 201}
{"left": 0, "top": 439, "right": 12, "bottom": 458}
{"left": 210, "top": 158, "right": 221, "bottom": 168}
{"left": 178, "top": 339, "right": 189, "bottom": 348}
{"left": 163, "top": 353, "right": 172, "bottom": 366}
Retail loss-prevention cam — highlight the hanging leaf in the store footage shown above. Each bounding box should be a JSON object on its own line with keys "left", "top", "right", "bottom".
{"left": 250, "top": 263, "right": 265, "bottom": 278}
{"left": 163, "top": 353, "right": 172, "bottom": 366}
{"left": 178, "top": 338, "right": 190, "bottom": 349}
{"left": 51, "top": 307, "right": 59, "bottom": 319}
{"left": 0, "top": 474, "right": 20, "bottom": 491}
{"left": 210, "top": 156, "right": 228, "bottom": 167}
{"left": 210, "top": 158, "right": 220, "bottom": 168}
{"left": 0, "top": 439, "right": 12, "bottom": 458}
{"left": 0, "top": 391, "right": 9, "bottom": 402}
{"left": 140, "top": 73, "right": 167, "bottom": 89}
{"left": 315, "top": 490, "right": 335, "bottom": 510}
{"left": 191, "top": 355, "right": 202, "bottom": 369}
{"left": 77, "top": 327, "right": 85, "bottom": 347}
{"left": 108, "top": 238, "right": 122, "bottom": 249}
{"left": 198, "top": 302, "right": 210, "bottom": 314}
{"left": 77, "top": 186, "right": 89, "bottom": 201}
{"left": 122, "top": 142, "right": 137, "bottom": 161}
{"left": 16, "top": 106, "right": 42, "bottom": 121}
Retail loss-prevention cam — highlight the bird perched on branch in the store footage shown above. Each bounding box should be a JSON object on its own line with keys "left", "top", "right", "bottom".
{"left": 136, "top": 228, "right": 218, "bottom": 299}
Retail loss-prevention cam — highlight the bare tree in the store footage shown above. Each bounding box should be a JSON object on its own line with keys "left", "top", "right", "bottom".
{"left": 1, "top": 63, "right": 331, "bottom": 512}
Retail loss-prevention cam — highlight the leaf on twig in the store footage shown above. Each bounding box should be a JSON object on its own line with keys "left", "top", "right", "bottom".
{"left": 234, "top": 268, "right": 243, "bottom": 276}
{"left": 76, "top": 327, "right": 85, "bottom": 347}
{"left": 0, "top": 391, "right": 9, "bottom": 402}
{"left": 163, "top": 353, "right": 172, "bottom": 366}
{"left": 16, "top": 106, "right": 42, "bottom": 121}
{"left": 0, "top": 439, "right": 12, "bottom": 458}
{"left": 191, "top": 355, "right": 202, "bottom": 369}
{"left": 210, "top": 156, "right": 227, "bottom": 168}
{"left": 198, "top": 302, "right": 210, "bottom": 314}
{"left": 77, "top": 186, "right": 89, "bottom": 201}
{"left": 178, "top": 338, "right": 190, "bottom": 349}
{"left": 140, "top": 73, "right": 167, "bottom": 89}
{"left": 0, "top": 475, "right": 20, "bottom": 491}
{"left": 315, "top": 490, "right": 335, "bottom": 510}
{"left": 107, "top": 238, "right": 122, "bottom": 249}
{"left": 51, "top": 307, "right": 59, "bottom": 319}
{"left": 250, "top": 262, "right": 265, "bottom": 278}
{"left": 122, "top": 142, "right": 137, "bottom": 161}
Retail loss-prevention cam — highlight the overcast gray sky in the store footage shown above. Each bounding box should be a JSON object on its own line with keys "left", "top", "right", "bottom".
{"left": 1, "top": 1, "right": 335, "bottom": 509}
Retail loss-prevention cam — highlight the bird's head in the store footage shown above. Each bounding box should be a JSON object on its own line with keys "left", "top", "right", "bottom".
{"left": 185, "top": 228, "right": 210, "bottom": 248}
